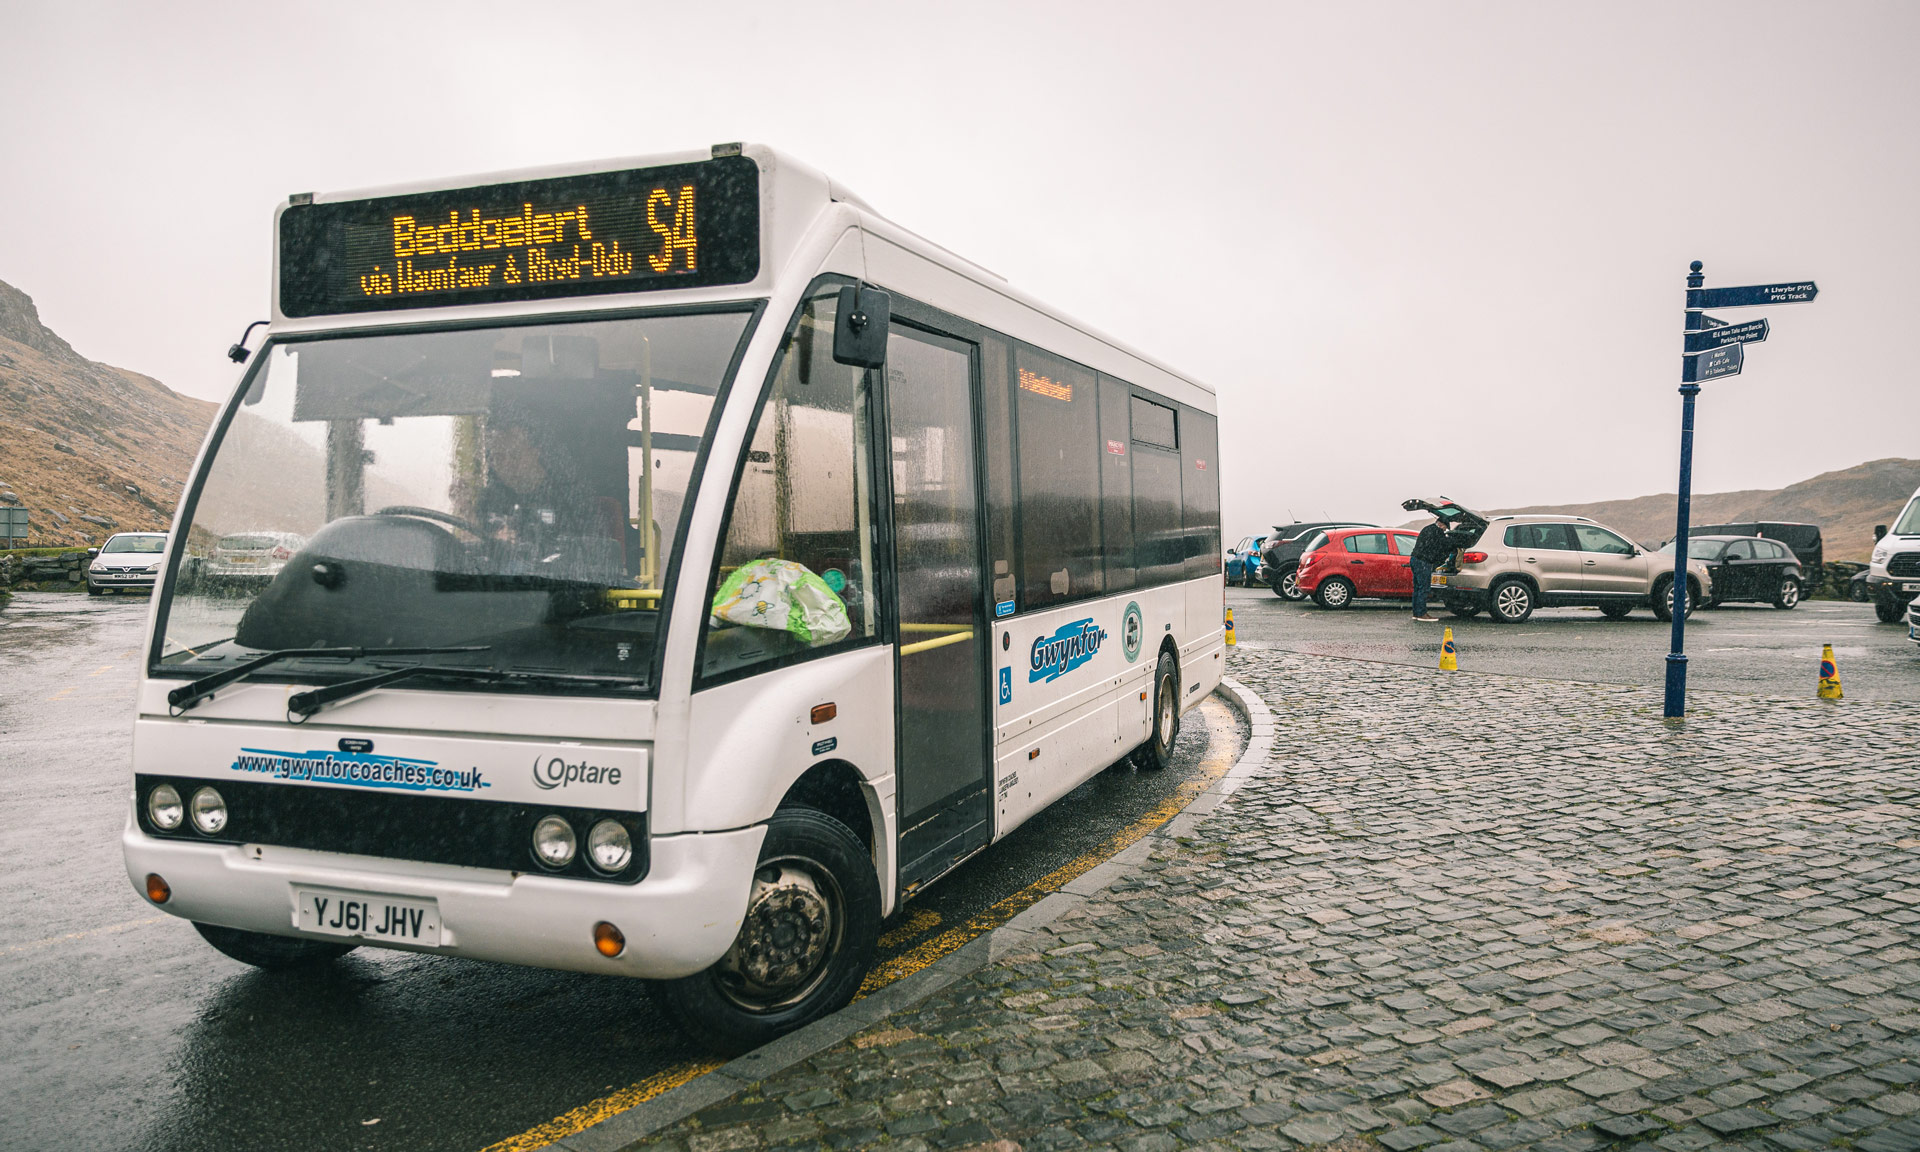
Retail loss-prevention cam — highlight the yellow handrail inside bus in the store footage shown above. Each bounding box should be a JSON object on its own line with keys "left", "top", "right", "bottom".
{"left": 899, "top": 629, "right": 973, "bottom": 656}
{"left": 603, "top": 588, "right": 665, "bottom": 610}
{"left": 899, "top": 622, "right": 972, "bottom": 634}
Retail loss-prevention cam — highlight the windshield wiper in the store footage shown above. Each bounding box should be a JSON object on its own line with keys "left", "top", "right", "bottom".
{"left": 287, "top": 664, "right": 643, "bottom": 719}
{"left": 166, "top": 646, "right": 491, "bottom": 713}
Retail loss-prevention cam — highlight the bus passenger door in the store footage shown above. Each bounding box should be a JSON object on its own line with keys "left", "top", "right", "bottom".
{"left": 883, "top": 325, "right": 993, "bottom": 898}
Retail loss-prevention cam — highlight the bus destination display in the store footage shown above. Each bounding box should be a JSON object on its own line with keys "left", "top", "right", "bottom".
{"left": 279, "top": 156, "right": 759, "bottom": 317}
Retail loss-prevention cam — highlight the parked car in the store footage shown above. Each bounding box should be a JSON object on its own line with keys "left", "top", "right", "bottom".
{"left": 1659, "top": 535, "right": 1803, "bottom": 609}
{"left": 1295, "top": 527, "right": 1426, "bottom": 608}
{"left": 1260, "top": 520, "right": 1377, "bottom": 600}
{"left": 1683, "top": 521, "right": 1823, "bottom": 571}
{"left": 1868, "top": 491, "right": 1920, "bottom": 623}
{"left": 1225, "top": 534, "right": 1266, "bottom": 587}
{"left": 86, "top": 531, "right": 168, "bottom": 595}
{"left": 203, "top": 530, "right": 307, "bottom": 582}
{"left": 1403, "top": 498, "right": 1713, "bottom": 624}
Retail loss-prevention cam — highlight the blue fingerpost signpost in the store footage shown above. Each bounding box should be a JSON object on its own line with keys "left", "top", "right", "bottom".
{"left": 1665, "top": 262, "right": 1817, "bottom": 718}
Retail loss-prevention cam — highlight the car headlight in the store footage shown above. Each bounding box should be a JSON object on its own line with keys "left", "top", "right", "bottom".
{"left": 1872, "top": 546, "right": 1890, "bottom": 565}
{"left": 147, "top": 784, "right": 184, "bottom": 831}
{"left": 532, "top": 815, "right": 577, "bottom": 868}
{"left": 189, "top": 786, "right": 227, "bottom": 834}
{"left": 587, "top": 819, "right": 633, "bottom": 873}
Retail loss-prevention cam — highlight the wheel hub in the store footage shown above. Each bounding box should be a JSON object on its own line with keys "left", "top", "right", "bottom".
{"left": 717, "top": 863, "right": 835, "bottom": 1006}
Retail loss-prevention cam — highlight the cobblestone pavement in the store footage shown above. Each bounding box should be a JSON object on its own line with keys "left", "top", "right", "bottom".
{"left": 639, "top": 652, "right": 1920, "bottom": 1152}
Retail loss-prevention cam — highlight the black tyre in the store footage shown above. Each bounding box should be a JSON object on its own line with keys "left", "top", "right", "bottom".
{"left": 1651, "top": 577, "right": 1697, "bottom": 622}
{"left": 1850, "top": 580, "right": 1870, "bottom": 603}
{"left": 1876, "top": 596, "right": 1903, "bottom": 623}
{"left": 1135, "top": 650, "right": 1182, "bottom": 772}
{"left": 654, "top": 808, "right": 881, "bottom": 1057}
{"left": 1488, "top": 579, "right": 1534, "bottom": 623}
{"left": 87, "top": 583, "right": 102, "bottom": 596}
{"left": 1447, "top": 602, "right": 1480, "bottom": 619}
{"left": 1312, "top": 577, "right": 1355, "bottom": 609}
{"left": 1772, "top": 577, "right": 1801, "bottom": 610}
{"left": 193, "top": 922, "right": 357, "bottom": 970}
{"left": 1598, "top": 602, "right": 1634, "bottom": 620}
{"left": 1273, "top": 565, "right": 1305, "bottom": 601}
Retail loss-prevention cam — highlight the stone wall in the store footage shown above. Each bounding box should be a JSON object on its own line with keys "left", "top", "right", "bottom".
{"left": 0, "top": 550, "right": 89, "bottom": 593}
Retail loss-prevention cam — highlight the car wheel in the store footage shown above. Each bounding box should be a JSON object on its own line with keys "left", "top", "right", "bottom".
{"left": 1313, "top": 577, "right": 1354, "bottom": 609}
{"left": 1488, "top": 579, "right": 1534, "bottom": 623}
{"left": 1651, "top": 577, "right": 1699, "bottom": 622}
{"left": 193, "top": 922, "right": 357, "bottom": 970}
{"left": 87, "top": 583, "right": 102, "bottom": 596}
{"left": 1772, "top": 577, "right": 1801, "bottom": 610}
{"left": 1875, "top": 596, "right": 1903, "bottom": 623}
{"left": 653, "top": 808, "right": 881, "bottom": 1057}
{"left": 1448, "top": 602, "right": 1480, "bottom": 619}
{"left": 1599, "top": 602, "right": 1634, "bottom": 619}
{"left": 1274, "top": 566, "right": 1304, "bottom": 601}
{"left": 1850, "top": 580, "right": 1870, "bottom": 603}
{"left": 1135, "top": 650, "right": 1181, "bottom": 772}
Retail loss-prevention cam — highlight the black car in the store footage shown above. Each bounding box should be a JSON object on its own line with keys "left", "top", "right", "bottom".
{"left": 1661, "top": 534, "right": 1805, "bottom": 609}
{"left": 1683, "top": 521, "right": 1823, "bottom": 571}
{"left": 1260, "top": 520, "right": 1377, "bottom": 600}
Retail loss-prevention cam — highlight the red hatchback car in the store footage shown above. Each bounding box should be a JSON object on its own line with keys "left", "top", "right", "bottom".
{"left": 1295, "top": 527, "right": 1425, "bottom": 608}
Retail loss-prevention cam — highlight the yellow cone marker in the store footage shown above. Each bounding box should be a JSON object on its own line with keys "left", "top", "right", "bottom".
{"left": 1818, "top": 643, "right": 1842, "bottom": 699}
{"left": 1224, "top": 607, "right": 1236, "bottom": 646}
{"left": 1439, "top": 626, "right": 1458, "bottom": 671}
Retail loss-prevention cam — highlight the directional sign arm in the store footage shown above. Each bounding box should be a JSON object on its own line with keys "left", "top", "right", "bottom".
{"left": 1681, "top": 343, "right": 1743, "bottom": 383}
{"left": 1694, "top": 281, "right": 1818, "bottom": 308}
{"left": 1684, "top": 318, "right": 1769, "bottom": 353}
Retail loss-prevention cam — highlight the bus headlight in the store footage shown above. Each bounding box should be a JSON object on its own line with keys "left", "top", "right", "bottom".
{"left": 532, "top": 816, "right": 577, "bottom": 868}
{"left": 587, "top": 819, "right": 632, "bottom": 873}
{"left": 147, "top": 784, "right": 184, "bottom": 831}
{"left": 189, "top": 786, "right": 227, "bottom": 834}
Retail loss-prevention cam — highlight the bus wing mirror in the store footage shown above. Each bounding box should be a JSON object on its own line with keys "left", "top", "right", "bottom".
{"left": 832, "top": 286, "right": 890, "bottom": 368}
{"left": 1875, "top": 525, "right": 1888, "bottom": 540}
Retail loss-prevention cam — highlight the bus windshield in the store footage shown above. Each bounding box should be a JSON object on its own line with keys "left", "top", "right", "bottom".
{"left": 1895, "top": 497, "right": 1920, "bottom": 536}
{"left": 154, "top": 310, "right": 753, "bottom": 693}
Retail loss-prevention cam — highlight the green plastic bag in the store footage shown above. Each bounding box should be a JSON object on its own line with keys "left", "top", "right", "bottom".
{"left": 709, "top": 558, "right": 852, "bottom": 644}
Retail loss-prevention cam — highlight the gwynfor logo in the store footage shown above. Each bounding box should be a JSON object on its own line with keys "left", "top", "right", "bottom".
{"left": 1029, "top": 618, "right": 1108, "bottom": 684}
{"left": 1121, "top": 601, "right": 1143, "bottom": 662}
{"left": 230, "top": 749, "right": 489, "bottom": 794}
{"left": 532, "top": 756, "right": 623, "bottom": 790}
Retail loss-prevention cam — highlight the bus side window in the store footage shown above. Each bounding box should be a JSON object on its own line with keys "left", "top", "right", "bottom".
{"left": 980, "top": 336, "right": 1017, "bottom": 612}
{"left": 700, "top": 291, "right": 879, "bottom": 678}
{"left": 1099, "top": 373, "right": 1136, "bottom": 593}
{"left": 1181, "top": 407, "right": 1220, "bottom": 576}
{"left": 1014, "top": 343, "right": 1102, "bottom": 608}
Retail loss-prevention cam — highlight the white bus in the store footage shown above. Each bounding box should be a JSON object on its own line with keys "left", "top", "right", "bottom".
{"left": 125, "top": 144, "right": 1223, "bottom": 1053}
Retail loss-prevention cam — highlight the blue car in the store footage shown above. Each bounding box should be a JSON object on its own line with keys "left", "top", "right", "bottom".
{"left": 1225, "top": 534, "right": 1266, "bottom": 587}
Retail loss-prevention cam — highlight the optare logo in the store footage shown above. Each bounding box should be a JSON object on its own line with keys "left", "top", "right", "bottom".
{"left": 532, "top": 755, "right": 623, "bottom": 790}
{"left": 1029, "top": 618, "right": 1107, "bottom": 684}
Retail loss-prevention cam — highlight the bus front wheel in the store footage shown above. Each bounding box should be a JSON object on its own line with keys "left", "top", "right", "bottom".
{"left": 654, "top": 808, "right": 880, "bottom": 1056}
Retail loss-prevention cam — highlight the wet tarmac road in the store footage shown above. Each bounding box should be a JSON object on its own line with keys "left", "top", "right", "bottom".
{"left": 1228, "top": 584, "right": 1920, "bottom": 700}
{"left": 0, "top": 591, "right": 1238, "bottom": 1152}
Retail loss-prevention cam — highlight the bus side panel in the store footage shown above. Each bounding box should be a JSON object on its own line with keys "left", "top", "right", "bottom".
{"left": 992, "top": 581, "right": 1187, "bottom": 838}
{"left": 683, "top": 646, "right": 897, "bottom": 911}
{"left": 1184, "top": 574, "right": 1226, "bottom": 707}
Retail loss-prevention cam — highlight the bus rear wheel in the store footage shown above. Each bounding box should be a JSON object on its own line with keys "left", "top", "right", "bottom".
{"left": 654, "top": 808, "right": 880, "bottom": 1057}
{"left": 193, "top": 922, "right": 357, "bottom": 969}
{"left": 1133, "top": 651, "right": 1181, "bottom": 772}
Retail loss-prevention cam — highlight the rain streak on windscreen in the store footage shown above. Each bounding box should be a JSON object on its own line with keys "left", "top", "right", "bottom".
{"left": 156, "top": 311, "right": 753, "bottom": 692}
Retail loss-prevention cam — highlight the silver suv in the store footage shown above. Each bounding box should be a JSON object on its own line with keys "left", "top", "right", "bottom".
{"left": 1404, "top": 499, "right": 1713, "bottom": 624}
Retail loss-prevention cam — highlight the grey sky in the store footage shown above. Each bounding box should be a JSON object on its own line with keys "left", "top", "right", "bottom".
{"left": 3, "top": 2, "right": 1913, "bottom": 536}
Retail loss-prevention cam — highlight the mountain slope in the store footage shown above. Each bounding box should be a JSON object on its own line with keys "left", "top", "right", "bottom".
{"left": 1479, "top": 458, "right": 1920, "bottom": 561}
{"left": 0, "top": 279, "right": 217, "bottom": 546}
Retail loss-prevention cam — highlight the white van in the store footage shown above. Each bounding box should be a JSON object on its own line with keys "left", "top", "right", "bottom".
{"left": 1868, "top": 486, "right": 1920, "bottom": 623}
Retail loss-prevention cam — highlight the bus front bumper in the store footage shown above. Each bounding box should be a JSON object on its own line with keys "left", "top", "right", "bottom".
{"left": 122, "top": 816, "right": 766, "bottom": 979}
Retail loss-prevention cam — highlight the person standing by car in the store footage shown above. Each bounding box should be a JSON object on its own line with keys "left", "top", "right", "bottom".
{"left": 1409, "top": 516, "right": 1463, "bottom": 622}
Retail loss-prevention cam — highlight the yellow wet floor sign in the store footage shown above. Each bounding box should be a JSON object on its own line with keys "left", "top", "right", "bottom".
{"left": 1440, "top": 626, "right": 1458, "bottom": 671}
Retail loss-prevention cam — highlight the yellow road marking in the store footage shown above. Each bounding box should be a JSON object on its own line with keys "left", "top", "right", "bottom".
{"left": 475, "top": 1061, "right": 724, "bottom": 1152}
{"left": 87, "top": 664, "right": 116, "bottom": 677}
{"left": 47, "top": 686, "right": 76, "bottom": 702}
{"left": 485, "top": 694, "right": 1242, "bottom": 1152}
{"left": 0, "top": 915, "right": 170, "bottom": 957}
